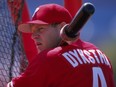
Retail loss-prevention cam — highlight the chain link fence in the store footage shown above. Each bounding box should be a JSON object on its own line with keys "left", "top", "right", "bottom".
{"left": 0, "top": 0, "right": 28, "bottom": 87}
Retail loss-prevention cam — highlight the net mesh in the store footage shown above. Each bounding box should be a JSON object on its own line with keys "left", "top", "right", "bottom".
{"left": 0, "top": 0, "right": 28, "bottom": 87}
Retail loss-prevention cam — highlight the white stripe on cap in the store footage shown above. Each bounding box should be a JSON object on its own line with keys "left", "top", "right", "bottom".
{"left": 32, "top": 7, "right": 40, "bottom": 18}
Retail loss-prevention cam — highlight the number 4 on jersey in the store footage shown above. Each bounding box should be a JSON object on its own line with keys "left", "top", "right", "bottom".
{"left": 92, "top": 67, "right": 107, "bottom": 87}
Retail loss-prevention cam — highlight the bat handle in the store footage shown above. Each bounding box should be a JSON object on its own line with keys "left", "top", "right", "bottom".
{"left": 60, "top": 2, "right": 95, "bottom": 41}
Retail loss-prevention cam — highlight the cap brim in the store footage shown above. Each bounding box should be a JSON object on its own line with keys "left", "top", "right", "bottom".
{"left": 18, "top": 20, "right": 48, "bottom": 33}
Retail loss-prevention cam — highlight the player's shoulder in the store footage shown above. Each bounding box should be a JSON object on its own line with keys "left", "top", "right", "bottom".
{"left": 83, "top": 40, "right": 98, "bottom": 48}
{"left": 35, "top": 47, "right": 62, "bottom": 60}
{"left": 72, "top": 39, "right": 98, "bottom": 49}
{"left": 43, "top": 47, "right": 63, "bottom": 57}
{"left": 29, "top": 47, "right": 63, "bottom": 69}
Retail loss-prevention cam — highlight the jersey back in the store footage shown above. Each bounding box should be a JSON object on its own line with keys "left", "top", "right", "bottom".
{"left": 45, "top": 39, "right": 115, "bottom": 87}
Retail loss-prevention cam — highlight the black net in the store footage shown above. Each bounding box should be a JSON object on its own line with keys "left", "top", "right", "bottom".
{"left": 0, "top": 0, "right": 28, "bottom": 87}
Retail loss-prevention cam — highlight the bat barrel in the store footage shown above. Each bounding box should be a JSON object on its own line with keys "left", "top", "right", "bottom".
{"left": 60, "top": 2, "right": 95, "bottom": 41}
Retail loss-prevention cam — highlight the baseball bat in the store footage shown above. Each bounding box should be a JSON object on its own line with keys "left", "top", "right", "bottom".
{"left": 60, "top": 2, "right": 95, "bottom": 41}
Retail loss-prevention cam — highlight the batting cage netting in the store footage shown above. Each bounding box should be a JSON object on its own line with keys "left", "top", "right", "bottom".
{"left": 0, "top": 0, "right": 28, "bottom": 87}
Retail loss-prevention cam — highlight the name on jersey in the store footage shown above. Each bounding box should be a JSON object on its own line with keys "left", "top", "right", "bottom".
{"left": 62, "top": 49, "right": 111, "bottom": 68}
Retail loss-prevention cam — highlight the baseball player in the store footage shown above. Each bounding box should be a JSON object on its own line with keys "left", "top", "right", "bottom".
{"left": 7, "top": 3, "right": 115, "bottom": 87}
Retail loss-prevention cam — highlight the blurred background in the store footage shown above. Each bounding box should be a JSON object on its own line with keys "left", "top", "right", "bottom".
{"left": 26, "top": 0, "right": 116, "bottom": 81}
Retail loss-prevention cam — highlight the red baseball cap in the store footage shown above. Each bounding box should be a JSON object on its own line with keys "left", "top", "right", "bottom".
{"left": 18, "top": 3, "right": 72, "bottom": 33}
